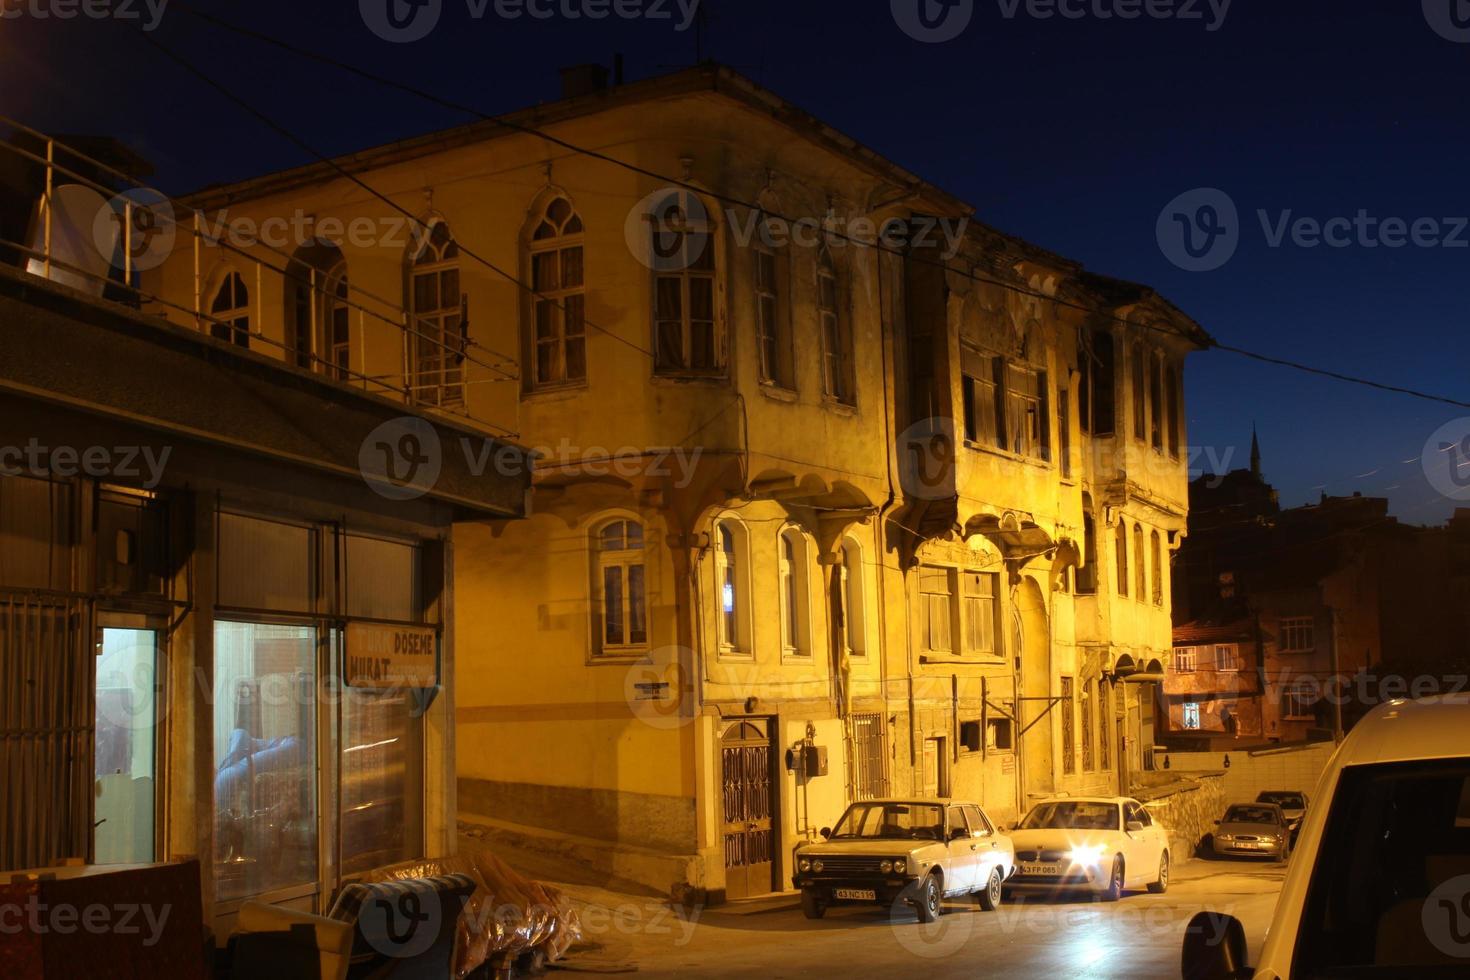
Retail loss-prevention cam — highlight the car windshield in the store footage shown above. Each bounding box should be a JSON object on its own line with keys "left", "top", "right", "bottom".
{"left": 1257, "top": 791, "right": 1304, "bottom": 808}
{"left": 1292, "top": 758, "right": 1470, "bottom": 976}
{"left": 1020, "top": 801, "right": 1119, "bottom": 831}
{"left": 830, "top": 802, "right": 944, "bottom": 840}
{"left": 1225, "top": 805, "right": 1279, "bottom": 824}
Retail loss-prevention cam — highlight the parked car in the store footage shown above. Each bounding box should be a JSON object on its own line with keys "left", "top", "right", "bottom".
{"left": 1005, "top": 796, "right": 1170, "bottom": 901}
{"left": 1210, "top": 802, "right": 1291, "bottom": 862}
{"left": 792, "top": 798, "right": 1015, "bottom": 922}
{"left": 1254, "top": 789, "right": 1309, "bottom": 842}
{"left": 1181, "top": 694, "right": 1470, "bottom": 979}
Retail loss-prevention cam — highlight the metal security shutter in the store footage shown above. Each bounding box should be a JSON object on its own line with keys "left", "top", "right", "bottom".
{"left": 0, "top": 594, "right": 95, "bottom": 869}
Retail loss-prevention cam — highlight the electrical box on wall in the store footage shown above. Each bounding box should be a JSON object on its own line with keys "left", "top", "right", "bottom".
{"left": 785, "top": 744, "right": 829, "bottom": 777}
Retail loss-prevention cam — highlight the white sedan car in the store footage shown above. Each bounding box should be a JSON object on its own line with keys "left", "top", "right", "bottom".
{"left": 1005, "top": 796, "right": 1171, "bottom": 901}
{"left": 793, "top": 798, "right": 1015, "bottom": 922}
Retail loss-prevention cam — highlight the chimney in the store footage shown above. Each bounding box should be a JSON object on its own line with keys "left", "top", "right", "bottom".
{"left": 559, "top": 64, "right": 610, "bottom": 100}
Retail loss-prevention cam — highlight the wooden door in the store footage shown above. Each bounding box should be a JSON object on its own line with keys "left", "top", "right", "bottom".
{"left": 721, "top": 720, "right": 775, "bottom": 899}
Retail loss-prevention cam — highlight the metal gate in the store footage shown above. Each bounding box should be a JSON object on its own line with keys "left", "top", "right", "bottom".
{"left": 721, "top": 719, "right": 774, "bottom": 899}
{"left": 851, "top": 713, "right": 887, "bottom": 800}
{"left": 0, "top": 594, "right": 95, "bottom": 869}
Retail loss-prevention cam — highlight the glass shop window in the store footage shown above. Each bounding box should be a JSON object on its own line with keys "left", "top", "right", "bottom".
{"left": 218, "top": 513, "right": 315, "bottom": 613}
{"left": 212, "top": 621, "right": 319, "bottom": 902}
{"left": 340, "top": 686, "right": 425, "bottom": 876}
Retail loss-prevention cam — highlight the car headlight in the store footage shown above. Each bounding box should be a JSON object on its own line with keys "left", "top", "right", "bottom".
{"left": 879, "top": 860, "right": 893, "bottom": 873}
{"left": 812, "top": 860, "right": 824, "bottom": 873}
{"left": 798, "top": 858, "right": 811, "bottom": 872}
{"left": 1217, "top": 834, "right": 1234, "bottom": 842}
{"left": 1067, "top": 844, "right": 1106, "bottom": 866}
{"left": 893, "top": 858, "right": 907, "bottom": 874}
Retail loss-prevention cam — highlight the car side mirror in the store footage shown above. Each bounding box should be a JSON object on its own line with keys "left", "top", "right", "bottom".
{"left": 1181, "top": 911, "right": 1251, "bottom": 980}
{"left": 819, "top": 827, "right": 831, "bottom": 840}
{"left": 1127, "top": 820, "right": 1145, "bottom": 833}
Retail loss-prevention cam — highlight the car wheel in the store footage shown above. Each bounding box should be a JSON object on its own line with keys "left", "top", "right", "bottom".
{"left": 1279, "top": 840, "right": 1290, "bottom": 864}
{"left": 800, "top": 888, "right": 825, "bottom": 920}
{"left": 1100, "top": 856, "right": 1124, "bottom": 902}
{"left": 977, "top": 868, "right": 1003, "bottom": 911}
{"left": 1147, "top": 851, "right": 1169, "bottom": 894}
{"left": 913, "top": 873, "right": 942, "bottom": 923}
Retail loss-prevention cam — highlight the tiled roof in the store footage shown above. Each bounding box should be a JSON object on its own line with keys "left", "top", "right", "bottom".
{"left": 1173, "top": 620, "right": 1254, "bottom": 645}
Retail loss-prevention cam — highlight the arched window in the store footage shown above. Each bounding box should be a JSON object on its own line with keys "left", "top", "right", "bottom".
{"left": 1133, "top": 524, "right": 1147, "bottom": 601}
{"left": 714, "top": 520, "right": 749, "bottom": 655}
{"left": 592, "top": 519, "right": 647, "bottom": 653}
{"left": 779, "top": 528, "right": 810, "bottom": 657}
{"left": 1150, "top": 530, "right": 1164, "bottom": 606}
{"left": 840, "top": 538, "right": 866, "bottom": 658}
{"left": 209, "top": 270, "right": 250, "bottom": 348}
{"left": 410, "top": 220, "right": 464, "bottom": 406}
{"left": 1077, "top": 493, "right": 1098, "bottom": 595}
{"left": 528, "top": 197, "right": 585, "bottom": 389}
{"left": 817, "top": 246, "right": 853, "bottom": 404}
{"left": 648, "top": 189, "right": 719, "bottom": 375}
{"left": 753, "top": 219, "right": 792, "bottom": 388}
{"left": 286, "top": 241, "right": 350, "bottom": 380}
{"left": 1115, "top": 521, "right": 1129, "bottom": 597}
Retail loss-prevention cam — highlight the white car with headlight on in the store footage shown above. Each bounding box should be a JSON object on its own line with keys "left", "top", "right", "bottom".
{"left": 792, "top": 798, "right": 1015, "bottom": 922}
{"left": 1005, "top": 796, "right": 1170, "bottom": 901}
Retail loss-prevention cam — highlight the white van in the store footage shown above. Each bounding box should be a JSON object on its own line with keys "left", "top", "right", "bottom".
{"left": 1181, "top": 694, "right": 1470, "bottom": 979}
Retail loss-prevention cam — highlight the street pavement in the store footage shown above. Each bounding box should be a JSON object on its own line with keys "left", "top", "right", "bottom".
{"left": 477, "top": 838, "right": 1286, "bottom": 979}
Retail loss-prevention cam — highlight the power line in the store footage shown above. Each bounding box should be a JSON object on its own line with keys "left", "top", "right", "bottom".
{"left": 157, "top": 4, "right": 1470, "bottom": 412}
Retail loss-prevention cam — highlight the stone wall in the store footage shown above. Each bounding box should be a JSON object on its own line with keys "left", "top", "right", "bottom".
{"left": 1158, "top": 741, "right": 1335, "bottom": 803}
{"left": 1133, "top": 771, "right": 1228, "bottom": 859}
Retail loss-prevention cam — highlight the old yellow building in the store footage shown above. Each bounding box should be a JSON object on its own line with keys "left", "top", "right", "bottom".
{"left": 140, "top": 64, "right": 1208, "bottom": 903}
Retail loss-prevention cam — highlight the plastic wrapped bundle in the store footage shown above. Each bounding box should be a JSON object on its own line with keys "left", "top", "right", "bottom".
{"left": 358, "top": 850, "right": 582, "bottom": 978}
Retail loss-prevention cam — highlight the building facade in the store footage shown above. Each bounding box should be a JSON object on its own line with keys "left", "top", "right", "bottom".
{"left": 128, "top": 64, "right": 1209, "bottom": 901}
{"left": 0, "top": 130, "right": 531, "bottom": 934}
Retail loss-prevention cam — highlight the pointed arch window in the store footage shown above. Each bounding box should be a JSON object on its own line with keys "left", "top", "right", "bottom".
{"left": 714, "top": 520, "right": 750, "bottom": 655}
{"left": 592, "top": 519, "right": 647, "bottom": 654}
{"left": 649, "top": 189, "right": 719, "bottom": 375}
{"left": 286, "top": 242, "right": 349, "bottom": 380}
{"left": 840, "top": 538, "right": 866, "bottom": 658}
{"left": 209, "top": 270, "right": 250, "bottom": 348}
{"left": 1115, "top": 521, "right": 1129, "bottom": 597}
{"left": 817, "top": 246, "right": 854, "bottom": 404}
{"left": 753, "top": 221, "right": 793, "bottom": 388}
{"left": 529, "top": 197, "right": 585, "bottom": 388}
{"left": 1151, "top": 530, "right": 1164, "bottom": 606}
{"left": 1133, "top": 523, "right": 1147, "bottom": 602}
{"left": 410, "top": 220, "right": 465, "bottom": 407}
{"left": 779, "top": 528, "right": 811, "bottom": 657}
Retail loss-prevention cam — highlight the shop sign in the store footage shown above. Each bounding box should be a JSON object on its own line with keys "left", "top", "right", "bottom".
{"left": 345, "top": 622, "right": 438, "bottom": 688}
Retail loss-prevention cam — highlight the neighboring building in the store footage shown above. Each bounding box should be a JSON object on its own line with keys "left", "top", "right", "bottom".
{"left": 0, "top": 132, "right": 531, "bottom": 933}
{"left": 1166, "top": 435, "right": 1447, "bottom": 749}
{"left": 130, "top": 64, "right": 1210, "bottom": 901}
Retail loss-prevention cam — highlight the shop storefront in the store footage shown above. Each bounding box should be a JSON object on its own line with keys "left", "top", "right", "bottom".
{"left": 0, "top": 265, "right": 530, "bottom": 932}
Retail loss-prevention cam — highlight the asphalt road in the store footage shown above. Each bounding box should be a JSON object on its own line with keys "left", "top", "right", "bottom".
{"left": 566, "top": 858, "right": 1286, "bottom": 979}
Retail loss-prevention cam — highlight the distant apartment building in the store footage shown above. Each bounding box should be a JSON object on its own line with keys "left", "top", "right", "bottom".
{"left": 1165, "top": 437, "right": 1468, "bottom": 749}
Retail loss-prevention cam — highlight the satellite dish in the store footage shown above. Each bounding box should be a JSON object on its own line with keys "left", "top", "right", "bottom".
{"left": 25, "top": 183, "right": 114, "bottom": 296}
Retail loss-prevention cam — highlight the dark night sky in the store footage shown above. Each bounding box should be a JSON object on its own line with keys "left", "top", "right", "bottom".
{"left": 5, "top": 0, "right": 1468, "bottom": 525}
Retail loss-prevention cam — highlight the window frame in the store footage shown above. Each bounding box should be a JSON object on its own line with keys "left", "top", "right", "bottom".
{"left": 591, "top": 518, "right": 650, "bottom": 658}
{"left": 840, "top": 537, "right": 867, "bottom": 659}
{"left": 778, "top": 527, "right": 812, "bottom": 659}
{"left": 649, "top": 189, "right": 723, "bottom": 377}
{"left": 526, "top": 197, "right": 587, "bottom": 391}
{"left": 409, "top": 219, "right": 466, "bottom": 406}
{"left": 816, "top": 246, "right": 855, "bottom": 405}
{"left": 713, "top": 519, "right": 751, "bottom": 658}
{"left": 209, "top": 268, "right": 251, "bottom": 348}
{"left": 1280, "top": 616, "right": 1317, "bottom": 653}
{"left": 753, "top": 231, "right": 794, "bottom": 390}
{"left": 1174, "top": 646, "right": 1197, "bottom": 673}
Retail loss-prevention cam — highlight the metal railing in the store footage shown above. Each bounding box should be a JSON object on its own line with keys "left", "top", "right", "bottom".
{"left": 0, "top": 116, "right": 519, "bottom": 436}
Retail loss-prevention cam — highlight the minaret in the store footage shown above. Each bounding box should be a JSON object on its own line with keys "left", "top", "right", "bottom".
{"left": 1250, "top": 424, "right": 1262, "bottom": 478}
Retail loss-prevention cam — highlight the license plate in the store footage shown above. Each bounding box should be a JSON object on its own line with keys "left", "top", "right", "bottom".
{"left": 834, "top": 888, "right": 875, "bottom": 901}
{"left": 1020, "top": 863, "right": 1060, "bottom": 876}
